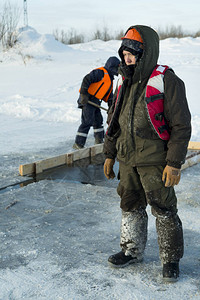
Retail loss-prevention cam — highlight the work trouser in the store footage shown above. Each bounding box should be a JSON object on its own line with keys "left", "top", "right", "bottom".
{"left": 117, "top": 162, "right": 184, "bottom": 264}
{"left": 75, "top": 101, "right": 104, "bottom": 146}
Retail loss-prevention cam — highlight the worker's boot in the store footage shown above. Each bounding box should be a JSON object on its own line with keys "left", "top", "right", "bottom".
{"left": 108, "top": 250, "right": 142, "bottom": 268}
{"left": 108, "top": 209, "right": 148, "bottom": 268}
{"left": 73, "top": 143, "right": 84, "bottom": 150}
{"left": 163, "top": 261, "right": 179, "bottom": 282}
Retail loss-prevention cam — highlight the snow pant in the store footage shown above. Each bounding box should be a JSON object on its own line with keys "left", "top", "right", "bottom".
{"left": 117, "top": 162, "right": 184, "bottom": 264}
{"left": 75, "top": 101, "right": 104, "bottom": 147}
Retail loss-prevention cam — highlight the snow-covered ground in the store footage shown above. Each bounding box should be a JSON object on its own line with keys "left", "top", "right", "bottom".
{"left": 0, "top": 27, "right": 200, "bottom": 299}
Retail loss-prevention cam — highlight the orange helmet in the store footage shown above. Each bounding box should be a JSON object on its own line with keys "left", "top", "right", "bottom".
{"left": 121, "top": 28, "right": 143, "bottom": 43}
{"left": 119, "top": 28, "right": 144, "bottom": 62}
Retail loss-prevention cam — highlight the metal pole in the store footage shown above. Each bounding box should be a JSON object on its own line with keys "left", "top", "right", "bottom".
{"left": 88, "top": 100, "right": 108, "bottom": 112}
{"left": 23, "top": 0, "right": 28, "bottom": 27}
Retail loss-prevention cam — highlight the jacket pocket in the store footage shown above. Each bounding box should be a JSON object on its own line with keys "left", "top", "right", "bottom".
{"left": 136, "top": 127, "right": 160, "bottom": 140}
{"left": 116, "top": 141, "right": 127, "bottom": 158}
{"left": 136, "top": 138, "right": 167, "bottom": 165}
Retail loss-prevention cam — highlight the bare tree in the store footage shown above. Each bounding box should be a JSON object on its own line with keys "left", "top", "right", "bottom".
{"left": 115, "top": 29, "right": 125, "bottom": 40}
{"left": 0, "top": 11, "right": 7, "bottom": 42}
{"left": 53, "top": 29, "right": 68, "bottom": 44}
{"left": 92, "top": 28, "right": 102, "bottom": 40}
{"left": 67, "top": 28, "right": 84, "bottom": 44}
{"left": 102, "top": 26, "right": 112, "bottom": 41}
{"left": 0, "top": 1, "right": 21, "bottom": 49}
{"left": 194, "top": 30, "right": 200, "bottom": 38}
{"left": 53, "top": 28, "right": 84, "bottom": 44}
{"left": 157, "top": 25, "right": 190, "bottom": 40}
{"left": 92, "top": 26, "right": 113, "bottom": 41}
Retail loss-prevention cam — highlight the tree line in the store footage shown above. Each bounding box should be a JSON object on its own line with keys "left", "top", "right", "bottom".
{"left": 53, "top": 25, "right": 200, "bottom": 45}
{"left": 1, "top": 1, "right": 200, "bottom": 49}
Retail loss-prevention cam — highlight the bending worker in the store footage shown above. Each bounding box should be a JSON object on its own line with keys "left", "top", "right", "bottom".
{"left": 73, "top": 56, "right": 120, "bottom": 149}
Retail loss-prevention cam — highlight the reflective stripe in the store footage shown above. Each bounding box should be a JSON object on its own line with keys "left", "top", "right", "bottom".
{"left": 93, "top": 128, "right": 104, "bottom": 133}
{"left": 156, "top": 65, "right": 166, "bottom": 73}
{"left": 76, "top": 132, "right": 88, "bottom": 137}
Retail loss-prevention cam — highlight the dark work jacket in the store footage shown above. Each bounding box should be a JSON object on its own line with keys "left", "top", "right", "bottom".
{"left": 104, "top": 25, "right": 191, "bottom": 169}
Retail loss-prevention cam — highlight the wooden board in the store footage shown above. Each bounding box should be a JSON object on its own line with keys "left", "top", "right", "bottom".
{"left": 188, "top": 141, "right": 200, "bottom": 150}
{"left": 19, "top": 163, "right": 35, "bottom": 176}
{"left": 181, "top": 151, "right": 200, "bottom": 170}
{"left": 35, "top": 153, "right": 67, "bottom": 174}
{"left": 19, "top": 143, "right": 104, "bottom": 176}
{"left": 19, "top": 142, "right": 200, "bottom": 176}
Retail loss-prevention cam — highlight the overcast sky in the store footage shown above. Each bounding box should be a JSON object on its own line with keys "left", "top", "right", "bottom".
{"left": 5, "top": 0, "right": 200, "bottom": 36}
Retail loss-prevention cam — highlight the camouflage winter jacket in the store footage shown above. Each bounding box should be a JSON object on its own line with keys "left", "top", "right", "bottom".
{"left": 103, "top": 25, "right": 191, "bottom": 169}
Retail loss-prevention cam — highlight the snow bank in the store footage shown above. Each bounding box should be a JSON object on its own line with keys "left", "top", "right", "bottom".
{"left": 0, "top": 27, "right": 200, "bottom": 151}
{"left": 17, "top": 26, "right": 72, "bottom": 55}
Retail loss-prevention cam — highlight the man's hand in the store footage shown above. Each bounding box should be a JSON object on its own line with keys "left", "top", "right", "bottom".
{"left": 80, "top": 94, "right": 89, "bottom": 105}
{"left": 104, "top": 158, "right": 115, "bottom": 179}
{"left": 162, "top": 165, "right": 181, "bottom": 187}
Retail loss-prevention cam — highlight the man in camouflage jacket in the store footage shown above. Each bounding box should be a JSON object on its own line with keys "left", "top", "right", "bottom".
{"left": 103, "top": 25, "right": 191, "bottom": 282}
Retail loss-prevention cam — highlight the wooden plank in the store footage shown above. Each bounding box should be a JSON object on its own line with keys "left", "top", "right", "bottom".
{"left": 19, "top": 144, "right": 102, "bottom": 176}
{"left": 19, "top": 142, "right": 200, "bottom": 176}
{"left": 19, "top": 163, "right": 35, "bottom": 176}
{"left": 181, "top": 151, "right": 200, "bottom": 170}
{"left": 66, "top": 152, "right": 74, "bottom": 165}
{"left": 188, "top": 141, "right": 200, "bottom": 150}
{"left": 35, "top": 154, "right": 67, "bottom": 174}
{"left": 73, "top": 147, "right": 91, "bottom": 161}
{"left": 91, "top": 143, "right": 104, "bottom": 156}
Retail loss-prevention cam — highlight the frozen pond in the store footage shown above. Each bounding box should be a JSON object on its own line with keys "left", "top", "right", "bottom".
{"left": 0, "top": 148, "right": 200, "bottom": 299}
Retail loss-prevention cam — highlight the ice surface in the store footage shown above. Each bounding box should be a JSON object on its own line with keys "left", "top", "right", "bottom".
{"left": 0, "top": 164, "right": 200, "bottom": 299}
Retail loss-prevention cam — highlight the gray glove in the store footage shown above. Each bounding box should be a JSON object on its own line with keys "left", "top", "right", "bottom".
{"left": 80, "top": 94, "right": 89, "bottom": 105}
